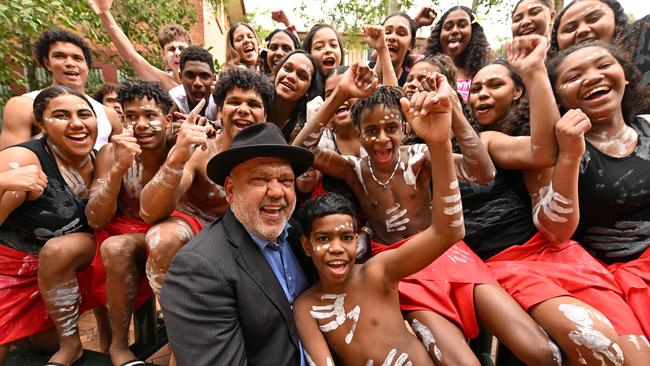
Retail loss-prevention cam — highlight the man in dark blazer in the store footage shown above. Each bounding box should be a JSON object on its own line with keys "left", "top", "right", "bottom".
{"left": 160, "top": 123, "right": 315, "bottom": 366}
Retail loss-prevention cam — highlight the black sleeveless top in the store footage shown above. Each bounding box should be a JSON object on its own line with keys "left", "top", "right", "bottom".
{"left": 575, "top": 116, "right": 650, "bottom": 264}
{"left": 0, "top": 138, "right": 90, "bottom": 254}
{"left": 461, "top": 168, "right": 538, "bottom": 260}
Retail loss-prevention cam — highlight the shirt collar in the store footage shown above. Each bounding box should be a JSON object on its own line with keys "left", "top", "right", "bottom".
{"left": 244, "top": 220, "right": 292, "bottom": 252}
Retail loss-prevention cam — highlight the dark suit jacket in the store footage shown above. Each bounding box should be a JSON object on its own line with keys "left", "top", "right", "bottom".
{"left": 161, "top": 210, "right": 316, "bottom": 366}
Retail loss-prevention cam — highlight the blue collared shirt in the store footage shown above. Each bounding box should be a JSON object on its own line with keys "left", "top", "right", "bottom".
{"left": 245, "top": 222, "right": 309, "bottom": 366}
{"left": 245, "top": 222, "right": 309, "bottom": 304}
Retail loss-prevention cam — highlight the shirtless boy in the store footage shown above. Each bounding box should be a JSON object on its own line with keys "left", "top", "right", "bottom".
{"left": 85, "top": 80, "right": 176, "bottom": 366}
{"left": 87, "top": 0, "right": 191, "bottom": 91}
{"left": 139, "top": 66, "right": 275, "bottom": 295}
{"left": 293, "top": 67, "right": 560, "bottom": 365}
{"left": 293, "top": 74, "right": 464, "bottom": 365}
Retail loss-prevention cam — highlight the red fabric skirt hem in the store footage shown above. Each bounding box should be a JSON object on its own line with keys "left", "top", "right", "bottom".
{"left": 486, "top": 232, "right": 643, "bottom": 335}
{"left": 372, "top": 237, "right": 497, "bottom": 338}
{"left": 0, "top": 244, "right": 99, "bottom": 345}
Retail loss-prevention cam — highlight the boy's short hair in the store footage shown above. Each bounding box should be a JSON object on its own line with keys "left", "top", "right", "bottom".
{"left": 118, "top": 79, "right": 174, "bottom": 115}
{"left": 93, "top": 83, "right": 120, "bottom": 103}
{"left": 179, "top": 45, "right": 215, "bottom": 73}
{"left": 157, "top": 24, "right": 192, "bottom": 49}
{"left": 34, "top": 29, "right": 93, "bottom": 69}
{"left": 297, "top": 193, "right": 357, "bottom": 236}
{"left": 212, "top": 66, "right": 275, "bottom": 113}
{"left": 350, "top": 86, "right": 407, "bottom": 127}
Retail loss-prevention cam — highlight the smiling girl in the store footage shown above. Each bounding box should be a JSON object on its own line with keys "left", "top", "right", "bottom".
{"left": 269, "top": 50, "right": 324, "bottom": 142}
{"left": 425, "top": 6, "right": 490, "bottom": 102}
{"left": 225, "top": 22, "right": 261, "bottom": 69}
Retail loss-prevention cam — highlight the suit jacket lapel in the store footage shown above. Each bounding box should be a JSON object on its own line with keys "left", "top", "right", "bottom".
{"left": 224, "top": 211, "right": 300, "bottom": 347}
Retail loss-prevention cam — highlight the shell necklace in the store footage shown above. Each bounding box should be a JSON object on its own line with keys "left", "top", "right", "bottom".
{"left": 368, "top": 149, "right": 401, "bottom": 191}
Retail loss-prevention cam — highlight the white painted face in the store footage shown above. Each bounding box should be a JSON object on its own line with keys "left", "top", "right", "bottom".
{"left": 163, "top": 40, "right": 189, "bottom": 73}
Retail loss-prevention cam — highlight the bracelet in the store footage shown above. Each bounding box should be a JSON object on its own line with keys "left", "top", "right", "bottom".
{"left": 287, "top": 24, "right": 296, "bottom": 32}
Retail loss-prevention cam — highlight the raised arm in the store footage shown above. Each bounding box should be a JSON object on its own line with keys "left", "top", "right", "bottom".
{"left": 483, "top": 35, "right": 560, "bottom": 170}
{"left": 379, "top": 73, "right": 465, "bottom": 282}
{"left": 85, "top": 129, "right": 141, "bottom": 230}
{"left": 293, "top": 62, "right": 377, "bottom": 181}
{"left": 86, "top": 0, "right": 178, "bottom": 91}
{"left": 0, "top": 96, "right": 36, "bottom": 150}
{"left": 413, "top": 6, "right": 437, "bottom": 30}
{"left": 418, "top": 74, "right": 495, "bottom": 184}
{"left": 364, "top": 25, "right": 398, "bottom": 86}
{"left": 524, "top": 109, "right": 591, "bottom": 243}
{"left": 139, "top": 100, "right": 208, "bottom": 223}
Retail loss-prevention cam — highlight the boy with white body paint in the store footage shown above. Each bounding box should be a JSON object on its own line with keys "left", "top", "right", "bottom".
{"left": 293, "top": 65, "right": 563, "bottom": 366}
{"left": 293, "top": 71, "right": 464, "bottom": 365}
{"left": 139, "top": 66, "right": 275, "bottom": 297}
{"left": 86, "top": 0, "right": 191, "bottom": 91}
{"left": 84, "top": 80, "right": 192, "bottom": 366}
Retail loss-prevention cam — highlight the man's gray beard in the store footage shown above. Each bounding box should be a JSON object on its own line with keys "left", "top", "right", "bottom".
{"left": 230, "top": 195, "right": 296, "bottom": 242}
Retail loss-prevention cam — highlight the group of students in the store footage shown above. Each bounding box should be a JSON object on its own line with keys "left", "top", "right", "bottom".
{"left": 0, "top": 0, "right": 649, "bottom": 365}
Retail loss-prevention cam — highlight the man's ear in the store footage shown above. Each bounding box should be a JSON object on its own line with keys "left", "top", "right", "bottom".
{"left": 224, "top": 176, "right": 234, "bottom": 204}
{"left": 300, "top": 235, "right": 313, "bottom": 257}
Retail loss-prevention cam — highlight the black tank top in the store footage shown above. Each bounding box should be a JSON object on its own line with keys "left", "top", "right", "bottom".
{"left": 0, "top": 138, "right": 90, "bottom": 254}
{"left": 461, "top": 168, "right": 538, "bottom": 259}
{"left": 575, "top": 115, "right": 650, "bottom": 263}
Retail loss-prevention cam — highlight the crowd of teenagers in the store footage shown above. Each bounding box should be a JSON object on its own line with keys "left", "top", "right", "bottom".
{"left": 0, "top": 0, "right": 649, "bottom": 365}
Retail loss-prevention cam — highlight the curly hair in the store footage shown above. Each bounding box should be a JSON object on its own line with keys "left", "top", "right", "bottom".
{"left": 34, "top": 29, "right": 93, "bottom": 69}
{"left": 297, "top": 192, "right": 357, "bottom": 236}
{"left": 179, "top": 45, "right": 215, "bottom": 73}
{"left": 118, "top": 79, "right": 174, "bottom": 115}
{"left": 548, "top": 0, "right": 628, "bottom": 56}
{"left": 301, "top": 24, "right": 346, "bottom": 67}
{"left": 93, "top": 83, "right": 120, "bottom": 104}
{"left": 546, "top": 41, "right": 650, "bottom": 124}
{"left": 425, "top": 6, "right": 490, "bottom": 79}
{"left": 259, "top": 29, "right": 301, "bottom": 75}
{"left": 350, "top": 86, "right": 406, "bottom": 128}
{"left": 273, "top": 50, "right": 324, "bottom": 127}
{"left": 225, "top": 23, "right": 260, "bottom": 67}
{"left": 157, "top": 24, "right": 192, "bottom": 49}
{"left": 411, "top": 54, "right": 459, "bottom": 90}
{"left": 34, "top": 85, "right": 95, "bottom": 124}
{"left": 213, "top": 66, "right": 275, "bottom": 113}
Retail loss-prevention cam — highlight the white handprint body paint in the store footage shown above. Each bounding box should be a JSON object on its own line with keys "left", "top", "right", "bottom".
{"left": 411, "top": 319, "right": 442, "bottom": 362}
{"left": 558, "top": 303, "right": 623, "bottom": 366}
{"left": 364, "top": 348, "right": 412, "bottom": 366}
{"left": 41, "top": 279, "right": 80, "bottom": 337}
{"left": 33, "top": 218, "right": 82, "bottom": 241}
{"left": 123, "top": 159, "right": 143, "bottom": 198}
{"left": 385, "top": 203, "right": 409, "bottom": 232}
{"left": 310, "top": 293, "right": 361, "bottom": 344}
{"left": 399, "top": 144, "right": 426, "bottom": 188}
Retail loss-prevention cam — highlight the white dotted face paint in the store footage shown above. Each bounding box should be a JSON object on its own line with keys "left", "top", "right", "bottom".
{"left": 313, "top": 243, "right": 331, "bottom": 252}
{"left": 411, "top": 319, "right": 442, "bottom": 362}
{"left": 558, "top": 303, "right": 623, "bottom": 366}
{"left": 385, "top": 203, "right": 409, "bottom": 232}
{"left": 310, "top": 293, "right": 361, "bottom": 344}
{"left": 149, "top": 120, "right": 163, "bottom": 132}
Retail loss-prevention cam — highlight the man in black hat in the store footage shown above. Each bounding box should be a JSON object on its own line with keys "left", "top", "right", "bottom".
{"left": 160, "top": 122, "right": 315, "bottom": 366}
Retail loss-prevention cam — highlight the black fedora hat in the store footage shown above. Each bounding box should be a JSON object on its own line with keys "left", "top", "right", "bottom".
{"left": 207, "top": 123, "right": 314, "bottom": 186}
